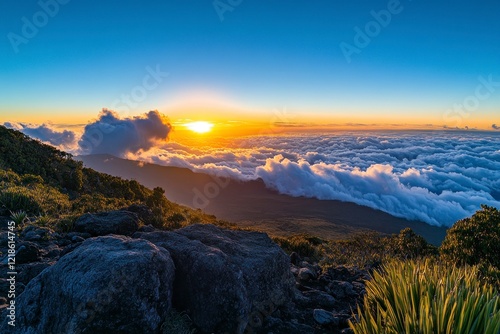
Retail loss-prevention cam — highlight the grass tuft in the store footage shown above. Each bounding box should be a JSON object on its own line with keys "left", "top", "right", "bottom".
{"left": 350, "top": 259, "right": 500, "bottom": 334}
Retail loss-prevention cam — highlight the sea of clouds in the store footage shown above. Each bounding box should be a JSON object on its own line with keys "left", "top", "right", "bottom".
{"left": 5, "top": 111, "right": 500, "bottom": 227}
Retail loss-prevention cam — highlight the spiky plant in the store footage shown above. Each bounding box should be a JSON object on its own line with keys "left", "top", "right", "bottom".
{"left": 350, "top": 259, "right": 500, "bottom": 334}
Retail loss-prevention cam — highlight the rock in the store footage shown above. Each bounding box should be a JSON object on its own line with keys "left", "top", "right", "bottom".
{"left": 313, "top": 309, "right": 339, "bottom": 326}
{"left": 352, "top": 281, "right": 366, "bottom": 293}
{"left": 298, "top": 267, "right": 316, "bottom": 281}
{"left": 328, "top": 281, "right": 356, "bottom": 299}
{"left": 55, "top": 238, "right": 71, "bottom": 247}
{"left": 300, "top": 289, "right": 336, "bottom": 309}
{"left": 10, "top": 236, "right": 175, "bottom": 334}
{"left": 265, "top": 316, "right": 316, "bottom": 333}
{"left": 17, "top": 262, "right": 52, "bottom": 285}
{"left": 16, "top": 241, "right": 40, "bottom": 264}
{"left": 341, "top": 328, "right": 355, "bottom": 334}
{"left": 121, "top": 204, "right": 155, "bottom": 225}
{"left": 138, "top": 224, "right": 156, "bottom": 232}
{"left": 40, "top": 244, "right": 61, "bottom": 259}
{"left": 71, "top": 235, "right": 85, "bottom": 243}
{"left": 65, "top": 232, "right": 92, "bottom": 240}
{"left": 73, "top": 210, "right": 139, "bottom": 236}
{"left": 21, "top": 225, "right": 57, "bottom": 241}
{"left": 135, "top": 224, "right": 294, "bottom": 334}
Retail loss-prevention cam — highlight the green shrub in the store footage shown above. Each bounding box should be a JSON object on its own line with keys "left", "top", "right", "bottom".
{"left": 0, "top": 186, "right": 43, "bottom": 214}
{"left": 10, "top": 210, "right": 28, "bottom": 227}
{"left": 273, "top": 234, "right": 323, "bottom": 258}
{"left": 440, "top": 205, "right": 500, "bottom": 270}
{"left": 388, "top": 227, "right": 438, "bottom": 259}
{"left": 350, "top": 259, "right": 500, "bottom": 334}
{"left": 21, "top": 174, "right": 44, "bottom": 185}
{"left": 71, "top": 193, "right": 131, "bottom": 214}
{"left": 166, "top": 212, "right": 186, "bottom": 230}
{"left": 55, "top": 215, "right": 78, "bottom": 233}
{"left": 319, "top": 231, "right": 388, "bottom": 268}
{"left": 0, "top": 184, "right": 70, "bottom": 215}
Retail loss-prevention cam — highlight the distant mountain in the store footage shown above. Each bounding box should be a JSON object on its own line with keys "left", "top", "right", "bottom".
{"left": 78, "top": 154, "right": 448, "bottom": 244}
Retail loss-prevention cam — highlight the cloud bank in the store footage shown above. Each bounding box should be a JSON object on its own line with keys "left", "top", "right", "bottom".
{"left": 78, "top": 109, "right": 171, "bottom": 156}
{"left": 130, "top": 131, "right": 500, "bottom": 227}
{"left": 7, "top": 111, "right": 500, "bottom": 227}
{"left": 4, "top": 122, "right": 77, "bottom": 149}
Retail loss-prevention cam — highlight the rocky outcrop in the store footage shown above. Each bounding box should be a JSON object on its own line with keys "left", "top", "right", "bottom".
{"left": 73, "top": 210, "right": 139, "bottom": 236}
{"left": 0, "top": 212, "right": 369, "bottom": 334}
{"left": 265, "top": 258, "right": 369, "bottom": 333}
{"left": 135, "top": 224, "right": 295, "bottom": 334}
{"left": 10, "top": 236, "right": 175, "bottom": 334}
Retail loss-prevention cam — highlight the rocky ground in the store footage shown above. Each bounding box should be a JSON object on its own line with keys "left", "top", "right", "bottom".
{"left": 0, "top": 206, "right": 368, "bottom": 333}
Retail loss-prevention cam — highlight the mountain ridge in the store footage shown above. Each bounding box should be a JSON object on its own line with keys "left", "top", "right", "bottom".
{"left": 77, "top": 154, "right": 448, "bottom": 245}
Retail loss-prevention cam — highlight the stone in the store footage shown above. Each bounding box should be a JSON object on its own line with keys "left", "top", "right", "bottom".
{"left": 298, "top": 267, "right": 316, "bottom": 281}
{"left": 121, "top": 204, "right": 155, "bottom": 225}
{"left": 73, "top": 210, "right": 139, "bottom": 236}
{"left": 9, "top": 236, "right": 175, "bottom": 334}
{"left": 300, "top": 289, "right": 336, "bottom": 309}
{"left": 71, "top": 235, "right": 85, "bottom": 243}
{"left": 65, "top": 232, "right": 92, "bottom": 240}
{"left": 17, "top": 262, "right": 52, "bottom": 285}
{"left": 135, "top": 224, "right": 294, "bottom": 334}
{"left": 21, "top": 225, "right": 58, "bottom": 242}
{"left": 313, "top": 309, "right": 339, "bottom": 326}
{"left": 328, "top": 281, "right": 356, "bottom": 299}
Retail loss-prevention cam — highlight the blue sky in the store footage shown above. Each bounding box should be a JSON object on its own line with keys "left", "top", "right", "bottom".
{"left": 1, "top": 0, "right": 499, "bottom": 128}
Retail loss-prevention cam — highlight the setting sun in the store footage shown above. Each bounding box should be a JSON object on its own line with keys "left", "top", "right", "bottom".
{"left": 184, "top": 121, "right": 214, "bottom": 134}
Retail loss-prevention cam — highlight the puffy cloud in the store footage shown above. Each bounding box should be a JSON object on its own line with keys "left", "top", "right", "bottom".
{"left": 130, "top": 131, "right": 500, "bottom": 227}
{"left": 493, "top": 124, "right": 499, "bottom": 130}
{"left": 78, "top": 109, "right": 171, "bottom": 156}
{"left": 3, "top": 122, "right": 76, "bottom": 149}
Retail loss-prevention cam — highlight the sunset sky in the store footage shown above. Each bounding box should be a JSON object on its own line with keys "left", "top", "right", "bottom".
{"left": 1, "top": 0, "right": 499, "bottom": 131}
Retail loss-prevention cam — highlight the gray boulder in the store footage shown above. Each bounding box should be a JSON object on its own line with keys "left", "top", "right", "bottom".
{"left": 9, "top": 235, "right": 175, "bottom": 334}
{"left": 135, "top": 224, "right": 295, "bottom": 334}
{"left": 73, "top": 210, "right": 139, "bottom": 236}
{"left": 313, "top": 309, "right": 339, "bottom": 326}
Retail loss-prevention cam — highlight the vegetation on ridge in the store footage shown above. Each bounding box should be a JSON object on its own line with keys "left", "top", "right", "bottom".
{"left": 0, "top": 125, "right": 232, "bottom": 231}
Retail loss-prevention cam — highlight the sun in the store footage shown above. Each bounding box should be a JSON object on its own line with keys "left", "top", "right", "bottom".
{"left": 184, "top": 121, "right": 214, "bottom": 134}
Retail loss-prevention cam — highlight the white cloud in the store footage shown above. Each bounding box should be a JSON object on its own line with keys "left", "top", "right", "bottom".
{"left": 131, "top": 131, "right": 500, "bottom": 227}
{"left": 9, "top": 111, "right": 500, "bottom": 227}
{"left": 3, "top": 122, "right": 77, "bottom": 149}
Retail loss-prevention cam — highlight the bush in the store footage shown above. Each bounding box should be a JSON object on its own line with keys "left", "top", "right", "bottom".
{"left": 273, "top": 234, "right": 323, "bottom": 258}
{"left": 71, "top": 194, "right": 131, "bottom": 214}
{"left": 319, "top": 231, "right": 388, "bottom": 268}
{"left": 350, "top": 259, "right": 500, "bottom": 334}
{"left": 0, "top": 186, "right": 43, "bottom": 214}
{"left": 388, "top": 227, "right": 438, "bottom": 259}
{"left": 166, "top": 213, "right": 186, "bottom": 230}
{"left": 440, "top": 205, "right": 500, "bottom": 270}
